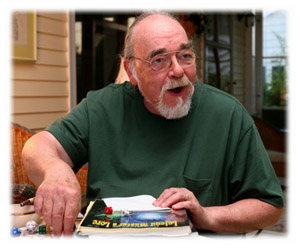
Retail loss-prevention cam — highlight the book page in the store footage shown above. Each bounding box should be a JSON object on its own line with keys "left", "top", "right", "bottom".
{"left": 102, "top": 195, "right": 171, "bottom": 212}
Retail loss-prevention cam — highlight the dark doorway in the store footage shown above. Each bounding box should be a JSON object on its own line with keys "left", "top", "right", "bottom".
{"left": 75, "top": 13, "right": 137, "bottom": 103}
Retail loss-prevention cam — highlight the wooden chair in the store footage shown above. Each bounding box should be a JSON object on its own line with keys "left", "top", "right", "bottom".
{"left": 11, "top": 123, "right": 37, "bottom": 188}
{"left": 11, "top": 123, "right": 88, "bottom": 194}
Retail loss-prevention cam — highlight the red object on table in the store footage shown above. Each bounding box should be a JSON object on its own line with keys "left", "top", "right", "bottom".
{"left": 105, "top": 206, "right": 113, "bottom": 214}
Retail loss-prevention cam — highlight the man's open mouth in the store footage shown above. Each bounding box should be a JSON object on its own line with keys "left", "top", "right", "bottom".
{"left": 168, "top": 87, "right": 184, "bottom": 94}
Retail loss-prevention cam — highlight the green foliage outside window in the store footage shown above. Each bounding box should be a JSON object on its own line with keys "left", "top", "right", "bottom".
{"left": 263, "top": 32, "right": 287, "bottom": 107}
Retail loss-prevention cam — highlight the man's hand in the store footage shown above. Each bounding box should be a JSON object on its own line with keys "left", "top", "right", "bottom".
{"left": 153, "top": 187, "right": 284, "bottom": 234}
{"left": 22, "top": 131, "right": 82, "bottom": 236}
{"left": 34, "top": 166, "right": 81, "bottom": 236}
{"left": 152, "top": 187, "right": 208, "bottom": 230}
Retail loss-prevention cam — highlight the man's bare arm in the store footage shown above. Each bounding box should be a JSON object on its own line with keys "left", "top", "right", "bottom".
{"left": 195, "top": 198, "right": 283, "bottom": 233}
{"left": 22, "top": 131, "right": 81, "bottom": 235}
{"left": 154, "top": 188, "right": 284, "bottom": 234}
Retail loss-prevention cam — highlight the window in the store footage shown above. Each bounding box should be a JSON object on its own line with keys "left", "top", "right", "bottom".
{"left": 204, "top": 14, "right": 232, "bottom": 93}
{"left": 262, "top": 11, "right": 287, "bottom": 130}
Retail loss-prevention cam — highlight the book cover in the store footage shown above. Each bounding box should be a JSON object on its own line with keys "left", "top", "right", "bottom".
{"left": 77, "top": 198, "right": 192, "bottom": 236}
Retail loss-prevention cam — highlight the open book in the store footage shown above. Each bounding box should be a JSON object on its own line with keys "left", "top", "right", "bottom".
{"left": 76, "top": 195, "right": 192, "bottom": 237}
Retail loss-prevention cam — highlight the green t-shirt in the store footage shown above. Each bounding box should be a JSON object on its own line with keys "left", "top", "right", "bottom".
{"left": 47, "top": 81, "right": 284, "bottom": 207}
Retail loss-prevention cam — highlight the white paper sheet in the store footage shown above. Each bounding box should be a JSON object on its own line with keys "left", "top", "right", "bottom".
{"left": 102, "top": 195, "right": 171, "bottom": 212}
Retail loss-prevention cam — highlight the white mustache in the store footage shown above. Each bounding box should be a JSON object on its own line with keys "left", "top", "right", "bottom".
{"left": 162, "top": 76, "right": 191, "bottom": 92}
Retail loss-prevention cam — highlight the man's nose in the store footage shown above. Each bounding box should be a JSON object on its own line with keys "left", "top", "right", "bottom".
{"left": 168, "top": 56, "right": 184, "bottom": 78}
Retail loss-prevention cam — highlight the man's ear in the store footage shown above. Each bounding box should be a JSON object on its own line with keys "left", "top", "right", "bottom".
{"left": 115, "top": 58, "right": 130, "bottom": 83}
{"left": 124, "top": 59, "right": 138, "bottom": 86}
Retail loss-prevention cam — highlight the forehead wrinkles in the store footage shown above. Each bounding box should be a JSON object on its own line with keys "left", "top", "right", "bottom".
{"left": 132, "top": 15, "right": 188, "bottom": 56}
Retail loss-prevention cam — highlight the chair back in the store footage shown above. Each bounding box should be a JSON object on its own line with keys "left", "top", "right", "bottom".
{"left": 11, "top": 123, "right": 37, "bottom": 188}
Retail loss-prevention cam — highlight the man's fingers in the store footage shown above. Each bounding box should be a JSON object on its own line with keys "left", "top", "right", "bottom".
{"left": 52, "top": 199, "right": 65, "bottom": 235}
{"left": 153, "top": 188, "right": 177, "bottom": 206}
{"left": 63, "top": 199, "right": 80, "bottom": 235}
{"left": 41, "top": 197, "right": 53, "bottom": 226}
{"left": 62, "top": 187, "right": 81, "bottom": 235}
{"left": 172, "top": 200, "right": 193, "bottom": 210}
{"left": 154, "top": 188, "right": 191, "bottom": 208}
{"left": 63, "top": 215, "right": 76, "bottom": 235}
{"left": 161, "top": 190, "right": 189, "bottom": 207}
{"left": 34, "top": 194, "right": 44, "bottom": 215}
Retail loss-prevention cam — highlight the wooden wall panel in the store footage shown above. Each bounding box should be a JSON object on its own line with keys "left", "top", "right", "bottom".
{"left": 13, "top": 64, "right": 68, "bottom": 81}
{"left": 12, "top": 112, "right": 68, "bottom": 132}
{"left": 38, "top": 33, "right": 67, "bottom": 51}
{"left": 12, "top": 80, "right": 68, "bottom": 97}
{"left": 37, "top": 15, "right": 68, "bottom": 37}
{"left": 37, "top": 12, "right": 68, "bottom": 22}
{"left": 13, "top": 97, "right": 69, "bottom": 114}
{"left": 11, "top": 11, "right": 70, "bottom": 132}
{"left": 36, "top": 50, "right": 68, "bottom": 66}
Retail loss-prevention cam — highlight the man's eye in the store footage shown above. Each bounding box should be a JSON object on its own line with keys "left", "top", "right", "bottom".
{"left": 180, "top": 52, "right": 192, "bottom": 60}
{"left": 152, "top": 56, "right": 166, "bottom": 65}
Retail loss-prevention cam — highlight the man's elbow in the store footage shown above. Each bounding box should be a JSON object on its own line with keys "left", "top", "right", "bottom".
{"left": 21, "top": 132, "right": 50, "bottom": 172}
{"left": 270, "top": 206, "right": 285, "bottom": 226}
{"left": 22, "top": 135, "right": 35, "bottom": 170}
{"left": 263, "top": 205, "right": 285, "bottom": 230}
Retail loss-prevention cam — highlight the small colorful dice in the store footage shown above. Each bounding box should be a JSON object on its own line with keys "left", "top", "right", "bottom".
{"left": 11, "top": 228, "right": 21, "bottom": 236}
{"left": 26, "top": 221, "right": 38, "bottom": 234}
{"left": 46, "top": 224, "right": 51, "bottom": 235}
{"left": 105, "top": 206, "right": 113, "bottom": 214}
{"left": 38, "top": 224, "right": 47, "bottom": 235}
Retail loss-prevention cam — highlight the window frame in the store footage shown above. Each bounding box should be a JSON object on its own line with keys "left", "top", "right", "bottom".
{"left": 204, "top": 14, "right": 233, "bottom": 94}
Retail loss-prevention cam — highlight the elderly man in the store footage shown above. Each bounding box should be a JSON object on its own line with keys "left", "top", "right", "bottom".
{"left": 22, "top": 12, "right": 284, "bottom": 236}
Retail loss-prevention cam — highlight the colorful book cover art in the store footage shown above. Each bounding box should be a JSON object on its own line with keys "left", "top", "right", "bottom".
{"left": 80, "top": 199, "right": 190, "bottom": 230}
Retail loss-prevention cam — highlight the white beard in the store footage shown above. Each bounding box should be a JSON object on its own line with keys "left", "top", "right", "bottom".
{"left": 156, "top": 94, "right": 192, "bottom": 119}
{"left": 144, "top": 76, "right": 194, "bottom": 119}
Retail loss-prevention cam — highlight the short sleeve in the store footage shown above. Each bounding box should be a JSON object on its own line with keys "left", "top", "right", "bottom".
{"left": 229, "top": 124, "right": 285, "bottom": 207}
{"left": 46, "top": 98, "right": 89, "bottom": 172}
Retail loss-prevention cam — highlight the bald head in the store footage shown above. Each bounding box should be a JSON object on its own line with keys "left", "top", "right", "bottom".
{"left": 135, "top": 15, "right": 189, "bottom": 56}
{"left": 123, "top": 12, "right": 189, "bottom": 59}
